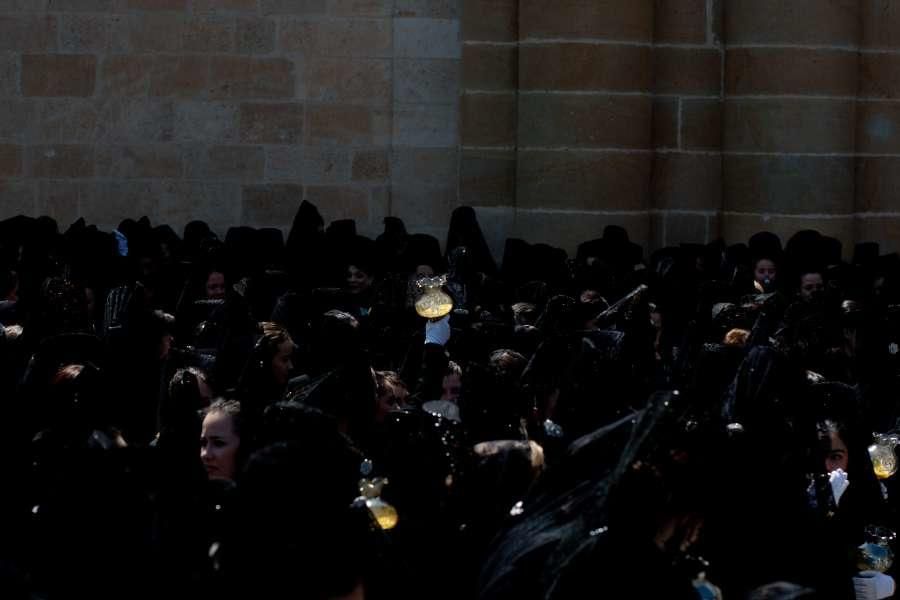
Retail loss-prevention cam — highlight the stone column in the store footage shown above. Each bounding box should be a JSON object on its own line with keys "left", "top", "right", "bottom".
{"left": 855, "top": 1, "right": 900, "bottom": 252}
{"left": 721, "top": 0, "right": 860, "bottom": 248}
{"left": 513, "top": 0, "right": 655, "bottom": 253}
{"left": 651, "top": 0, "right": 724, "bottom": 249}
{"left": 460, "top": 0, "right": 518, "bottom": 256}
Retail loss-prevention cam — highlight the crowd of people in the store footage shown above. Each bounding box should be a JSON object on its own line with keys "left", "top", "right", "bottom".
{"left": 1, "top": 202, "right": 900, "bottom": 599}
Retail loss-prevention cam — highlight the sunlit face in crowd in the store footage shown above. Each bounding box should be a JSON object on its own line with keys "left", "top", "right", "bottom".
{"left": 825, "top": 430, "right": 849, "bottom": 473}
{"left": 200, "top": 410, "right": 240, "bottom": 481}
{"left": 415, "top": 264, "right": 435, "bottom": 278}
{"left": 440, "top": 373, "right": 462, "bottom": 403}
{"left": 347, "top": 265, "right": 374, "bottom": 295}
{"left": 159, "top": 332, "right": 174, "bottom": 360}
{"left": 799, "top": 273, "right": 825, "bottom": 303}
{"left": 205, "top": 271, "right": 226, "bottom": 300}
{"left": 271, "top": 339, "right": 294, "bottom": 387}
{"left": 754, "top": 259, "right": 777, "bottom": 288}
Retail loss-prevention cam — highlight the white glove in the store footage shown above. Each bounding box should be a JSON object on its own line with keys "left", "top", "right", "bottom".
{"left": 829, "top": 468, "right": 850, "bottom": 506}
{"left": 424, "top": 315, "right": 451, "bottom": 346}
{"left": 854, "top": 571, "right": 895, "bottom": 600}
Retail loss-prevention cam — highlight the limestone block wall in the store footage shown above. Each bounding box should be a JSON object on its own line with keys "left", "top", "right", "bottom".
{"left": 459, "top": 0, "right": 900, "bottom": 257}
{"left": 6, "top": 1, "right": 900, "bottom": 258}
{"left": 721, "top": 0, "right": 858, "bottom": 246}
{"left": 0, "top": 0, "right": 462, "bottom": 241}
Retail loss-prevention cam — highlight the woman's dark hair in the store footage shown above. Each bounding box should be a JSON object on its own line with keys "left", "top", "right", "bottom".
{"left": 489, "top": 349, "right": 527, "bottom": 380}
{"left": 48, "top": 364, "right": 91, "bottom": 430}
{"left": 238, "top": 322, "right": 293, "bottom": 414}
{"left": 375, "top": 370, "right": 407, "bottom": 399}
{"left": 204, "top": 398, "right": 243, "bottom": 437}
{"left": 167, "top": 366, "right": 209, "bottom": 403}
{"left": 258, "top": 322, "right": 293, "bottom": 357}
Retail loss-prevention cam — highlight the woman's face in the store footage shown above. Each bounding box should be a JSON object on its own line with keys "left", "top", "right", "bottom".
{"left": 205, "top": 271, "right": 226, "bottom": 300}
{"left": 754, "top": 259, "right": 777, "bottom": 286}
{"left": 271, "top": 339, "right": 294, "bottom": 386}
{"left": 375, "top": 383, "right": 406, "bottom": 425}
{"left": 347, "top": 265, "right": 374, "bottom": 295}
{"left": 800, "top": 273, "right": 825, "bottom": 303}
{"left": 415, "top": 264, "right": 435, "bottom": 278}
{"left": 825, "top": 430, "right": 849, "bottom": 473}
{"left": 200, "top": 411, "right": 240, "bottom": 480}
{"left": 440, "top": 373, "right": 462, "bottom": 403}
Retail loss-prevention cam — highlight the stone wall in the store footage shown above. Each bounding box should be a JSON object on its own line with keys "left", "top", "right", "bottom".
{"left": 459, "top": 0, "right": 900, "bottom": 257}
{"left": 0, "top": 0, "right": 462, "bottom": 242}
{"left": 4, "top": 1, "right": 900, "bottom": 259}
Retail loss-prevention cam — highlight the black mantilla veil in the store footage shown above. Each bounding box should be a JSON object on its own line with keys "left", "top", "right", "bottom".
{"left": 446, "top": 206, "right": 498, "bottom": 279}
{"left": 477, "top": 389, "right": 686, "bottom": 600}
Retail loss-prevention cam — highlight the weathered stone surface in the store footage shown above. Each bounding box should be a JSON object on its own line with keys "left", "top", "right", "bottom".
{"left": 306, "top": 105, "right": 391, "bottom": 146}
{"left": 184, "top": 144, "right": 265, "bottom": 179}
{"left": 95, "top": 144, "right": 183, "bottom": 178}
{"left": 461, "top": 93, "right": 514, "bottom": 147}
{"left": 150, "top": 56, "right": 211, "bottom": 98}
{"left": 305, "top": 184, "right": 371, "bottom": 223}
{"left": 461, "top": 0, "right": 515, "bottom": 42}
{"left": 396, "top": 0, "right": 458, "bottom": 18}
{"left": 159, "top": 181, "right": 242, "bottom": 233}
{"left": 391, "top": 147, "right": 458, "bottom": 184}
{"left": 79, "top": 181, "right": 163, "bottom": 229}
{"left": 513, "top": 210, "right": 651, "bottom": 255}
{"left": 239, "top": 102, "right": 304, "bottom": 144}
{"left": 3, "top": 0, "right": 900, "bottom": 256}
{"left": 22, "top": 54, "right": 96, "bottom": 97}
{"left": 235, "top": 17, "right": 276, "bottom": 53}
{"left": 36, "top": 180, "right": 82, "bottom": 227}
{"left": 394, "top": 18, "right": 460, "bottom": 59}
{"left": 395, "top": 103, "right": 459, "bottom": 147}
{"left": 727, "top": 48, "right": 857, "bottom": 96}
{"left": 60, "top": 14, "right": 112, "bottom": 52}
{"left": 654, "top": 0, "right": 707, "bottom": 44}
{"left": 279, "top": 18, "right": 392, "bottom": 57}
{"left": 652, "top": 97, "right": 678, "bottom": 149}
{"left": 518, "top": 94, "right": 652, "bottom": 150}
{"left": 303, "top": 58, "right": 391, "bottom": 104}
{"left": 0, "top": 180, "right": 35, "bottom": 220}
{"left": 208, "top": 56, "right": 295, "bottom": 99}
{"left": 194, "top": 0, "right": 258, "bottom": 12}
{"left": 518, "top": 150, "right": 652, "bottom": 210}
{"left": 0, "top": 144, "right": 23, "bottom": 177}
{"left": 391, "top": 181, "right": 457, "bottom": 227}
{"left": 681, "top": 100, "right": 721, "bottom": 150}
{"left": 351, "top": 149, "right": 390, "bottom": 181}
{"left": 520, "top": 0, "right": 654, "bottom": 42}
{"left": 460, "top": 148, "right": 514, "bottom": 206}
{"left": 724, "top": 99, "right": 855, "bottom": 153}
{"left": 394, "top": 59, "right": 459, "bottom": 104}
{"left": 462, "top": 44, "right": 516, "bottom": 91}
{"left": 520, "top": 44, "right": 652, "bottom": 92}
{"left": 857, "top": 101, "right": 900, "bottom": 154}
{"left": 724, "top": 0, "right": 860, "bottom": 46}
{"left": 242, "top": 183, "right": 303, "bottom": 226}
{"left": 654, "top": 47, "right": 721, "bottom": 96}
{"left": 653, "top": 153, "right": 722, "bottom": 210}
{"left": 722, "top": 213, "right": 854, "bottom": 250}
{"left": 723, "top": 155, "right": 854, "bottom": 214}
{"left": 27, "top": 144, "right": 94, "bottom": 178}
{"left": 856, "top": 157, "right": 900, "bottom": 212}
{"left": 0, "top": 15, "right": 57, "bottom": 52}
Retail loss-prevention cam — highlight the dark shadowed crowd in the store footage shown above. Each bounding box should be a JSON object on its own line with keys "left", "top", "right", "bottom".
{"left": 2, "top": 203, "right": 900, "bottom": 600}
